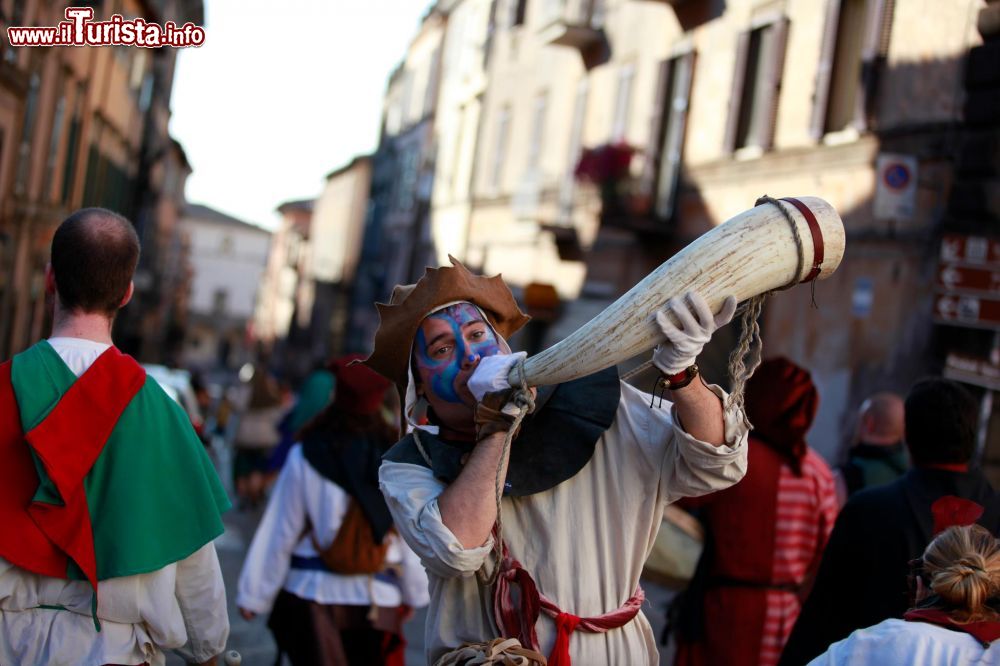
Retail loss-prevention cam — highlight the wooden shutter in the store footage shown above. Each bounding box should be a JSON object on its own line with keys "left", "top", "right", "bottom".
{"left": 810, "top": 0, "right": 843, "bottom": 141}
{"left": 642, "top": 58, "right": 672, "bottom": 196}
{"left": 855, "top": 0, "right": 892, "bottom": 131}
{"left": 760, "top": 16, "right": 789, "bottom": 151}
{"left": 657, "top": 51, "right": 695, "bottom": 219}
{"left": 723, "top": 30, "right": 751, "bottom": 154}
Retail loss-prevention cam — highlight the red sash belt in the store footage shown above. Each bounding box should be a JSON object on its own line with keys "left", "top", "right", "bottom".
{"left": 492, "top": 541, "right": 644, "bottom": 666}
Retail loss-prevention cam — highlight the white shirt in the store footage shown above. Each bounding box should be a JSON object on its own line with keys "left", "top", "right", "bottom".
{"left": 380, "top": 381, "right": 749, "bottom": 665}
{"left": 0, "top": 337, "right": 230, "bottom": 666}
{"left": 237, "top": 443, "right": 430, "bottom": 613}
{"left": 809, "top": 618, "right": 1000, "bottom": 665}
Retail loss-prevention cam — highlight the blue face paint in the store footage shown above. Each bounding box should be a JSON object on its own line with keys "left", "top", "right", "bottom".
{"left": 415, "top": 303, "right": 501, "bottom": 404}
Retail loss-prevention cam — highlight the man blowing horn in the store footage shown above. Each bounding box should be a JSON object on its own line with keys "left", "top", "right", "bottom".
{"left": 365, "top": 257, "right": 749, "bottom": 665}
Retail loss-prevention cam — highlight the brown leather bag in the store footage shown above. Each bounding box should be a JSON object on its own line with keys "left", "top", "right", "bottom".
{"left": 313, "top": 499, "right": 390, "bottom": 575}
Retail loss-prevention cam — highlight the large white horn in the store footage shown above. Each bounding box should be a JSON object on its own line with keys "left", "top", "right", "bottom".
{"left": 511, "top": 196, "right": 845, "bottom": 387}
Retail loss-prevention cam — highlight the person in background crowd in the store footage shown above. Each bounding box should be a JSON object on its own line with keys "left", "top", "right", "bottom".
{"left": 833, "top": 392, "right": 907, "bottom": 506}
{"left": 780, "top": 378, "right": 1000, "bottom": 665}
{"left": 267, "top": 359, "right": 338, "bottom": 473}
{"left": 233, "top": 362, "right": 285, "bottom": 508}
{"left": 190, "top": 370, "right": 213, "bottom": 445}
{"left": 0, "top": 208, "right": 230, "bottom": 665}
{"left": 672, "top": 357, "right": 838, "bottom": 666}
{"left": 237, "top": 355, "right": 429, "bottom": 666}
{"left": 810, "top": 522, "right": 1000, "bottom": 664}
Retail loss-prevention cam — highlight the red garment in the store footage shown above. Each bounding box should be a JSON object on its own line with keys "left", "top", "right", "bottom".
{"left": 334, "top": 354, "right": 391, "bottom": 415}
{"left": 675, "top": 441, "right": 838, "bottom": 666}
{"left": 492, "top": 540, "right": 644, "bottom": 666}
{"left": 743, "top": 357, "right": 819, "bottom": 472}
{"left": 0, "top": 349, "right": 144, "bottom": 590}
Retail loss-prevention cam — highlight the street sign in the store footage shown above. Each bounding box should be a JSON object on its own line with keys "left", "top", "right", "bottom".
{"left": 945, "top": 353, "right": 1000, "bottom": 392}
{"left": 935, "top": 234, "right": 1000, "bottom": 330}
{"left": 934, "top": 294, "right": 1000, "bottom": 330}
{"left": 852, "top": 277, "right": 873, "bottom": 318}
{"left": 940, "top": 235, "right": 1000, "bottom": 266}
{"left": 874, "top": 153, "right": 918, "bottom": 221}
{"left": 935, "top": 264, "right": 1000, "bottom": 296}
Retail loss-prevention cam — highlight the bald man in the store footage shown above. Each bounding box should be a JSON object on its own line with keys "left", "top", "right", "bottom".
{"left": 0, "top": 208, "right": 230, "bottom": 665}
{"left": 834, "top": 392, "right": 907, "bottom": 505}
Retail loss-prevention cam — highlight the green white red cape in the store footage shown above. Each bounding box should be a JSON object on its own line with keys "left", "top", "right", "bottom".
{"left": 0, "top": 341, "right": 229, "bottom": 601}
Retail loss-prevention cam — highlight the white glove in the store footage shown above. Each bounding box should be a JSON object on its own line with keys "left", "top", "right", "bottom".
{"left": 652, "top": 292, "right": 737, "bottom": 375}
{"left": 468, "top": 352, "right": 528, "bottom": 401}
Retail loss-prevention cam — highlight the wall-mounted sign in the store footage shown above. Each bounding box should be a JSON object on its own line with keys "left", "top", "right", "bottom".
{"left": 852, "top": 277, "right": 873, "bottom": 319}
{"left": 935, "top": 234, "right": 1000, "bottom": 331}
{"left": 874, "top": 153, "right": 918, "bottom": 222}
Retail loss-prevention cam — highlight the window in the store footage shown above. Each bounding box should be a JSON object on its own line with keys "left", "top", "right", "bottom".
{"left": 724, "top": 17, "right": 789, "bottom": 153}
{"left": 510, "top": 0, "right": 528, "bottom": 27}
{"left": 611, "top": 63, "right": 635, "bottom": 141}
{"left": 45, "top": 92, "right": 66, "bottom": 201}
{"left": 541, "top": 0, "right": 563, "bottom": 25}
{"left": 220, "top": 234, "right": 234, "bottom": 254}
{"left": 527, "top": 92, "right": 547, "bottom": 170}
{"left": 396, "top": 147, "right": 420, "bottom": 211}
{"left": 62, "top": 84, "right": 84, "bottom": 204}
{"left": 423, "top": 47, "right": 442, "bottom": 117}
{"left": 565, "top": 79, "right": 588, "bottom": 179}
{"left": 645, "top": 52, "right": 695, "bottom": 220}
{"left": 3, "top": 0, "right": 26, "bottom": 63}
{"left": 450, "top": 107, "right": 467, "bottom": 192}
{"left": 587, "top": 0, "right": 606, "bottom": 29}
{"left": 490, "top": 106, "right": 511, "bottom": 190}
{"left": 559, "top": 78, "right": 589, "bottom": 214}
{"left": 212, "top": 289, "right": 228, "bottom": 316}
{"left": 811, "top": 0, "right": 894, "bottom": 138}
{"left": 14, "top": 71, "right": 40, "bottom": 195}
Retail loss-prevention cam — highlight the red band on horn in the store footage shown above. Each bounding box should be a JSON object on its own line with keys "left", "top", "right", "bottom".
{"left": 780, "top": 197, "right": 825, "bottom": 283}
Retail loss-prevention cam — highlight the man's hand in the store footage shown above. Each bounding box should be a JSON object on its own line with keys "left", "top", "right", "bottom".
{"left": 474, "top": 390, "right": 520, "bottom": 440}
{"left": 238, "top": 607, "right": 255, "bottom": 621}
{"left": 474, "top": 387, "right": 537, "bottom": 441}
{"left": 653, "top": 292, "right": 737, "bottom": 375}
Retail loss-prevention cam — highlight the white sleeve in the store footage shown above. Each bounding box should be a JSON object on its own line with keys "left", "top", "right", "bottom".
{"left": 379, "top": 460, "right": 494, "bottom": 579}
{"left": 615, "top": 381, "right": 748, "bottom": 505}
{"left": 235, "top": 446, "right": 307, "bottom": 613}
{"left": 171, "top": 543, "right": 230, "bottom": 663}
{"left": 396, "top": 533, "right": 431, "bottom": 608}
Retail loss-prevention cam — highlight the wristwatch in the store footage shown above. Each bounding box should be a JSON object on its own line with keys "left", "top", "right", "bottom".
{"left": 658, "top": 364, "right": 700, "bottom": 391}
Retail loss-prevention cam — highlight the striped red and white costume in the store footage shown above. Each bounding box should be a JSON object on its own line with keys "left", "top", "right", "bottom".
{"left": 760, "top": 449, "right": 839, "bottom": 664}
{"left": 675, "top": 442, "right": 838, "bottom": 666}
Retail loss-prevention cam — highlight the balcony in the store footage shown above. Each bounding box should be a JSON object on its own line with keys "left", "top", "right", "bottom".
{"left": 538, "top": 0, "right": 607, "bottom": 67}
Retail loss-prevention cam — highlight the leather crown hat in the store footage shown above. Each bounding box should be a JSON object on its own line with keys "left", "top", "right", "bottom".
{"left": 362, "top": 256, "right": 530, "bottom": 388}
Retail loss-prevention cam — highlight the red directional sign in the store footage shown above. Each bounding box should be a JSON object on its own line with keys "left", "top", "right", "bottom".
{"left": 936, "top": 235, "right": 1000, "bottom": 330}
{"left": 935, "top": 265, "right": 1000, "bottom": 296}
{"left": 939, "top": 235, "right": 1000, "bottom": 266}
{"left": 933, "top": 294, "right": 1000, "bottom": 330}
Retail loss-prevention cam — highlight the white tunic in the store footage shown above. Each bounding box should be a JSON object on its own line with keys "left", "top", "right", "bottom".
{"left": 809, "top": 618, "right": 1000, "bottom": 665}
{"left": 237, "top": 444, "right": 430, "bottom": 612}
{"left": 380, "top": 381, "right": 749, "bottom": 665}
{"left": 0, "top": 337, "right": 229, "bottom": 666}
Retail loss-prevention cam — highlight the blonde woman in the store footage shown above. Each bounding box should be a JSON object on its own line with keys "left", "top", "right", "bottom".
{"left": 809, "top": 523, "right": 1000, "bottom": 664}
